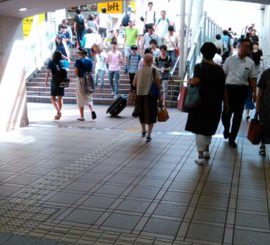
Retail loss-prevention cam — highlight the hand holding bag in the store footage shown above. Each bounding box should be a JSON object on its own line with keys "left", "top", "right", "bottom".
{"left": 177, "top": 86, "right": 188, "bottom": 112}
{"left": 158, "top": 107, "right": 169, "bottom": 122}
{"left": 247, "top": 114, "right": 262, "bottom": 145}
{"left": 149, "top": 68, "right": 160, "bottom": 98}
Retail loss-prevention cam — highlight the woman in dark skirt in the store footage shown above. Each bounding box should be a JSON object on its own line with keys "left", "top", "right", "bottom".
{"left": 185, "top": 42, "right": 226, "bottom": 165}
{"left": 45, "top": 51, "right": 65, "bottom": 120}
{"left": 133, "top": 54, "right": 161, "bottom": 142}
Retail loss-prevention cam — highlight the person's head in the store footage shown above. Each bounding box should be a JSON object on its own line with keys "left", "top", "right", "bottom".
{"left": 101, "top": 8, "right": 107, "bottom": 14}
{"left": 88, "top": 14, "right": 94, "bottom": 21}
{"left": 148, "top": 1, "right": 153, "bottom": 9}
{"left": 251, "top": 23, "right": 255, "bottom": 28}
{"left": 200, "top": 42, "right": 217, "bottom": 61}
{"left": 228, "top": 27, "right": 232, "bottom": 32}
{"left": 161, "top": 10, "right": 166, "bottom": 19}
{"left": 92, "top": 44, "right": 101, "bottom": 53}
{"left": 251, "top": 29, "right": 256, "bottom": 36}
{"left": 150, "top": 39, "right": 157, "bottom": 49}
{"left": 238, "top": 38, "right": 252, "bottom": 58}
{"left": 160, "top": 45, "right": 167, "bottom": 55}
{"left": 144, "top": 47, "right": 153, "bottom": 55}
{"left": 87, "top": 28, "right": 93, "bottom": 34}
{"left": 140, "top": 16, "right": 144, "bottom": 22}
{"left": 128, "top": 20, "right": 133, "bottom": 28}
{"left": 223, "top": 30, "right": 229, "bottom": 36}
{"left": 216, "top": 34, "right": 221, "bottom": 40}
{"left": 77, "top": 48, "right": 87, "bottom": 58}
{"left": 111, "top": 40, "right": 117, "bottom": 50}
{"left": 131, "top": 45, "right": 138, "bottom": 54}
{"left": 253, "top": 42, "right": 259, "bottom": 51}
{"left": 144, "top": 54, "right": 153, "bottom": 66}
{"left": 52, "top": 51, "right": 62, "bottom": 63}
{"left": 76, "top": 9, "right": 80, "bottom": 15}
{"left": 168, "top": 25, "right": 174, "bottom": 34}
{"left": 127, "top": 5, "right": 133, "bottom": 13}
{"left": 62, "top": 19, "right": 68, "bottom": 26}
{"left": 147, "top": 24, "right": 154, "bottom": 34}
{"left": 59, "top": 25, "right": 66, "bottom": 33}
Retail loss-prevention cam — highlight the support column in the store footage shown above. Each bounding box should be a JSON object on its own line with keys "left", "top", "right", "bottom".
{"left": 179, "top": 0, "right": 186, "bottom": 80}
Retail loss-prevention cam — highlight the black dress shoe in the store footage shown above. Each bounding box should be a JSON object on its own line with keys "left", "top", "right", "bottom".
{"left": 91, "top": 111, "right": 97, "bottom": 120}
{"left": 223, "top": 130, "right": 229, "bottom": 139}
{"left": 229, "top": 141, "right": 237, "bottom": 148}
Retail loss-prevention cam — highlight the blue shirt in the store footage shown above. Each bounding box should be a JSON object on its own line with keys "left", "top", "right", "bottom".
{"left": 74, "top": 58, "right": 93, "bottom": 78}
{"left": 128, "top": 54, "right": 140, "bottom": 74}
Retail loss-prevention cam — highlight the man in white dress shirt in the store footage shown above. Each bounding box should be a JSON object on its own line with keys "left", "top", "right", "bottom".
{"left": 222, "top": 39, "right": 257, "bottom": 148}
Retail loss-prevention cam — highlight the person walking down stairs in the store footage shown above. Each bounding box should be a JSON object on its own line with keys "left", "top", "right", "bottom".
{"left": 74, "top": 49, "right": 97, "bottom": 121}
{"left": 107, "top": 41, "right": 123, "bottom": 99}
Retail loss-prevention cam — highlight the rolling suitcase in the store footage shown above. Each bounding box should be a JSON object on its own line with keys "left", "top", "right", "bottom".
{"left": 106, "top": 96, "right": 127, "bottom": 117}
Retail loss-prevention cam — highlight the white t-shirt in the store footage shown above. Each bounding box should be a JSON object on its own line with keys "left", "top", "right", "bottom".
{"left": 84, "top": 33, "right": 102, "bottom": 49}
{"left": 156, "top": 18, "right": 169, "bottom": 38}
{"left": 164, "top": 34, "right": 179, "bottom": 51}
{"left": 223, "top": 54, "right": 257, "bottom": 86}
{"left": 99, "top": 13, "right": 110, "bottom": 29}
{"left": 145, "top": 9, "right": 156, "bottom": 24}
{"left": 95, "top": 51, "right": 108, "bottom": 71}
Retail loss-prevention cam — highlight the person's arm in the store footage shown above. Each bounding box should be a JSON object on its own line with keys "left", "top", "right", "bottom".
{"left": 256, "top": 88, "right": 262, "bottom": 114}
{"left": 132, "top": 73, "right": 138, "bottom": 87}
{"left": 188, "top": 64, "right": 201, "bottom": 86}
{"left": 250, "top": 62, "right": 257, "bottom": 102}
{"left": 45, "top": 70, "right": 50, "bottom": 86}
{"left": 74, "top": 67, "right": 79, "bottom": 77}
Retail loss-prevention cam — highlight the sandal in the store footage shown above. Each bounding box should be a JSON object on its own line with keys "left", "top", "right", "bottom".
{"left": 142, "top": 132, "right": 147, "bottom": 137}
{"left": 54, "top": 112, "right": 61, "bottom": 120}
{"left": 77, "top": 118, "right": 85, "bottom": 121}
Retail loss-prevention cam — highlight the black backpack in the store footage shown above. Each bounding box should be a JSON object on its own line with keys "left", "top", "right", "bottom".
{"left": 122, "top": 12, "right": 130, "bottom": 27}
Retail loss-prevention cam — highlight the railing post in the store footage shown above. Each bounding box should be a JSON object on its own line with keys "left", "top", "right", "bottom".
{"left": 179, "top": 0, "right": 186, "bottom": 80}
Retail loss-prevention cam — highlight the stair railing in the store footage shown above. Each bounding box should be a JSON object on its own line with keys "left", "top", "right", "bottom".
{"left": 185, "top": 13, "right": 223, "bottom": 80}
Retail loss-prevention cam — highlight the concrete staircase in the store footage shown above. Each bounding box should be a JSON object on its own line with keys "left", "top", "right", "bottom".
{"left": 26, "top": 56, "right": 181, "bottom": 108}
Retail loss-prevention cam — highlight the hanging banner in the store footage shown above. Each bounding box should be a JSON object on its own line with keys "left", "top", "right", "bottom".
{"left": 22, "top": 13, "right": 45, "bottom": 39}
{"left": 97, "top": 1, "right": 123, "bottom": 14}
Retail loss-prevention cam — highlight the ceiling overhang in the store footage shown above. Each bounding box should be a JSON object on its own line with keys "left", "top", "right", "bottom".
{"left": 0, "top": 0, "right": 269, "bottom": 18}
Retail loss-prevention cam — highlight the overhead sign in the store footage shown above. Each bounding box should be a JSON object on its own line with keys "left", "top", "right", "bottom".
{"left": 97, "top": 1, "right": 123, "bottom": 14}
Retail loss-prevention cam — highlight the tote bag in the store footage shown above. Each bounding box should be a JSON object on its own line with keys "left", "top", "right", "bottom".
{"left": 247, "top": 114, "right": 262, "bottom": 145}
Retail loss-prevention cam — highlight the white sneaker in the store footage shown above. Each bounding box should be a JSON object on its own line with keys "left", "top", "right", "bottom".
{"left": 203, "top": 151, "right": 210, "bottom": 159}
{"left": 195, "top": 158, "right": 205, "bottom": 165}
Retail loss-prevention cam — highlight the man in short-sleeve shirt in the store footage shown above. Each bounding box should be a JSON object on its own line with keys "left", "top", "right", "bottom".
{"left": 222, "top": 39, "right": 257, "bottom": 148}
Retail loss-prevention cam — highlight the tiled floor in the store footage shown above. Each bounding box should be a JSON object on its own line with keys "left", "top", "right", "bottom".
{"left": 0, "top": 103, "right": 269, "bottom": 245}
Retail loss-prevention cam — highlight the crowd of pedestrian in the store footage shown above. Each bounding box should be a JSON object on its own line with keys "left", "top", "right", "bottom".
{"left": 45, "top": 5, "right": 269, "bottom": 157}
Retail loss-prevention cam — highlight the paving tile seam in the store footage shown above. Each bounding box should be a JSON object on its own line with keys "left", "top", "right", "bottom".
{"left": 175, "top": 138, "right": 223, "bottom": 239}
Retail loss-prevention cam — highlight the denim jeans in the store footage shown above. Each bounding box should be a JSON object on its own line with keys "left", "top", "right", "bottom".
{"left": 95, "top": 69, "right": 106, "bottom": 88}
{"left": 108, "top": 71, "right": 120, "bottom": 95}
{"left": 168, "top": 50, "right": 176, "bottom": 66}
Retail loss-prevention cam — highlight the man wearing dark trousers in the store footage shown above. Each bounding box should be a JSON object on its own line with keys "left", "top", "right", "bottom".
{"left": 222, "top": 39, "right": 257, "bottom": 148}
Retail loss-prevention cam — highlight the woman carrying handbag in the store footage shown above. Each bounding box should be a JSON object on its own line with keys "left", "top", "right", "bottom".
{"left": 185, "top": 43, "right": 226, "bottom": 165}
{"left": 133, "top": 54, "right": 162, "bottom": 143}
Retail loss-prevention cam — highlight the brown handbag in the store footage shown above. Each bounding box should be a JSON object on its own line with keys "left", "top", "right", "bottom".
{"left": 247, "top": 114, "right": 262, "bottom": 145}
{"left": 177, "top": 86, "right": 188, "bottom": 112}
{"left": 127, "top": 90, "right": 136, "bottom": 106}
{"left": 158, "top": 107, "right": 169, "bottom": 122}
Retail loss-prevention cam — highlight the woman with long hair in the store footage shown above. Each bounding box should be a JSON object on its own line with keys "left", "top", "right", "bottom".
{"left": 45, "top": 51, "right": 65, "bottom": 120}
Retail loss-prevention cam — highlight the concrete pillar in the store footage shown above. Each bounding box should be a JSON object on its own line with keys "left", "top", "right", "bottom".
{"left": 0, "top": 16, "right": 29, "bottom": 130}
{"left": 261, "top": 5, "right": 270, "bottom": 58}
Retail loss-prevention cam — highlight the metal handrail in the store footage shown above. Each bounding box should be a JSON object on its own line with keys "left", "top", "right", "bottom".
{"left": 184, "top": 13, "right": 223, "bottom": 80}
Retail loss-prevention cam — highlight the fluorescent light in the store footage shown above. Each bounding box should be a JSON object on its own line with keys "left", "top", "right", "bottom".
{"left": 19, "top": 8, "right": 27, "bottom": 12}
